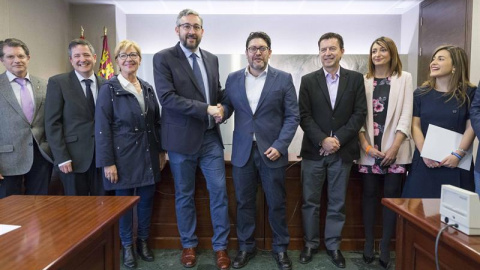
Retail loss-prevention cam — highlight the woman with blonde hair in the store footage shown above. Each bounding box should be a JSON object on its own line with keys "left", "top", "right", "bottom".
{"left": 95, "top": 39, "right": 166, "bottom": 269}
{"left": 402, "top": 45, "right": 476, "bottom": 199}
{"left": 357, "top": 36, "right": 414, "bottom": 269}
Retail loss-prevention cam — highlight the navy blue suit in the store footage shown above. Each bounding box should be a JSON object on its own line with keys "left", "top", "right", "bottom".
{"left": 222, "top": 66, "right": 299, "bottom": 253}
{"left": 153, "top": 43, "right": 229, "bottom": 251}
{"left": 459, "top": 83, "right": 480, "bottom": 197}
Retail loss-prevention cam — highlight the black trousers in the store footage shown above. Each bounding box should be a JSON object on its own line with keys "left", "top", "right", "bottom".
{"left": 59, "top": 156, "right": 105, "bottom": 196}
{"left": 362, "top": 172, "right": 403, "bottom": 262}
{"left": 0, "top": 142, "right": 53, "bottom": 198}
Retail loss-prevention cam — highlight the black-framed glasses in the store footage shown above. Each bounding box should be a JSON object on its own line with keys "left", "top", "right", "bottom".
{"left": 178, "top": 23, "right": 202, "bottom": 31}
{"left": 117, "top": 52, "right": 139, "bottom": 60}
{"left": 247, "top": 46, "right": 269, "bottom": 54}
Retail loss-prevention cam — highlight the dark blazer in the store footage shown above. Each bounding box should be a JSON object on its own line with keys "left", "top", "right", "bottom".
{"left": 222, "top": 66, "right": 299, "bottom": 168}
{"left": 0, "top": 72, "right": 53, "bottom": 176}
{"left": 153, "top": 42, "right": 223, "bottom": 155}
{"left": 45, "top": 71, "right": 106, "bottom": 172}
{"left": 95, "top": 76, "right": 162, "bottom": 190}
{"left": 299, "top": 67, "right": 367, "bottom": 162}
{"left": 469, "top": 82, "right": 480, "bottom": 172}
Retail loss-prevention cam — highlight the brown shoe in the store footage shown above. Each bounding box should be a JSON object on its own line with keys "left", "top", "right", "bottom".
{"left": 215, "top": 250, "right": 231, "bottom": 270}
{"left": 181, "top": 247, "right": 197, "bottom": 268}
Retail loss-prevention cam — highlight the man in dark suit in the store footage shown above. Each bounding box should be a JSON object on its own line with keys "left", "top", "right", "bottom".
{"left": 298, "top": 32, "right": 367, "bottom": 268}
{"left": 45, "top": 39, "right": 106, "bottom": 196}
{"left": 469, "top": 80, "right": 480, "bottom": 197}
{"left": 221, "top": 32, "right": 299, "bottom": 270}
{"left": 153, "top": 9, "right": 230, "bottom": 270}
{"left": 0, "top": 38, "right": 53, "bottom": 198}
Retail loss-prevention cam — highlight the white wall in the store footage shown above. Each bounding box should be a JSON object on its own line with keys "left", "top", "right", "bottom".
{"left": 115, "top": 6, "right": 127, "bottom": 43}
{"left": 127, "top": 14, "right": 402, "bottom": 55}
{"left": 471, "top": 0, "right": 480, "bottom": 85}
{"left": 0, "top": 0, "right": 70, "bottom": 78}
{"left": 401, "top": 5, "right": 420, "bottom": 86}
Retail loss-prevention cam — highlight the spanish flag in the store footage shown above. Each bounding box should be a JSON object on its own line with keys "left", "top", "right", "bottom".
{"left": 98, "top": 27, "right": 114, "bottom": 79}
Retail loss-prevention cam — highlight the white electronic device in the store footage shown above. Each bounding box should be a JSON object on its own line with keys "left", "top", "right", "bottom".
{"left": 439, "top": 185, "right": 480, "bottom": 235}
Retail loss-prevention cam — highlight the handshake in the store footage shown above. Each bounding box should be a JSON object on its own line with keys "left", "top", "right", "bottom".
{"left": 207, "top": 103, "right": 225, "bottom": 123}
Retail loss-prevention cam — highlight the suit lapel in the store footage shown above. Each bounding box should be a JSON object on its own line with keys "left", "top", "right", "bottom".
{"left": 384, "top": 75, "right": 399, "bottom": 128}
{"left": 200, "top": 49, "right": 214, "bottom": 102}
{"left": 237, "top": 71, "right": 253, "bottom": 115}
{"left": 0, "top": 72, "right": 29, "bottom": 122}
{"left": 69, "top": 71, "right": 92, "bottom": 114}
{"left": 29, "top": 76, "right": 43, "bottom": 120}
{"left": 315, "top": 69, "right": 333, "bottom": 111}
{"left": 333, "top": 67, "right": 348, "bottom": 112}
{"left": 175, "top": 44, "right": 206, "bottom": 101}
{"left": 256, "top": 66, "right": 277, "bottom": 112}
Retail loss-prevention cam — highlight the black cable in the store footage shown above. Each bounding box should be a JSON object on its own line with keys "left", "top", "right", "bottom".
{"left": 435, "top": 221, "right": 458, "bottom": 270}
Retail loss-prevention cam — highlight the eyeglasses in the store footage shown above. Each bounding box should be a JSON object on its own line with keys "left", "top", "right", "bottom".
{"left": 117, "top": 52, "right": 139, "bottom": 60}
{"left": 178, "top": 23, "right": 202, "bottom": 32}
{"left": 247, "top": 46, "right": 269, "bottom": 54}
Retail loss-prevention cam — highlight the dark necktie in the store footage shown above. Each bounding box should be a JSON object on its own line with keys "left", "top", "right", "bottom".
{"left": 14, "top": 77, "right": 34, "bottom": 122}
{"left": 190, "top": 53, "right": 206, "bottom": 99}
{"left": 83, "top": 79, "right": 95, "bottom": 116}
{"left": 190, "top": 54, "right": 214, "bottom": 128}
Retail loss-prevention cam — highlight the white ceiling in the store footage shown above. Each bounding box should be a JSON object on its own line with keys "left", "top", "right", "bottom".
{"left": 66, "top": 0, "right": 423, "bottom": 15}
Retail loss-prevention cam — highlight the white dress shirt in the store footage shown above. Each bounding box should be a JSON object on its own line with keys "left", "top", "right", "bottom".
{"left": 245, "top": 65, "right": 269, "bottom": 140}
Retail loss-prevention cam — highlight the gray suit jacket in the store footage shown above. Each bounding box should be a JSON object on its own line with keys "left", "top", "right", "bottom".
{"left": 0, "top": 72, "right": 53, "bottom": 176}
{"left": 44, "top": 71, "right": 106, "bottom": 173}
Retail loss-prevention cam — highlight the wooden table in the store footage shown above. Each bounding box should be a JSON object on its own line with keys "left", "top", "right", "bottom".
{"left": 0, "top": 195, "right": 139, "bottom": 270}
{"left": 382, "top": 198, "right": 480, "bottom": 270}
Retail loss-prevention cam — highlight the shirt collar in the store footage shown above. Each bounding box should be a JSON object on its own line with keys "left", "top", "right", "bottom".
{"left": 6, "top": 70, "right": 31, "bottom": 82}
{"left": 118, "top": 73, "right": 134, "bottom": 88}
{"left": 74, "top": 70, "right": 96, "bottom": 83}
{"left": 179, "top": 42, "right": 201, "bottom": 59}
{"left": 324, "top": 68, "right": 340, "bottom": 80}
{"left": 244, "top": 65, "right": 269, "bottom": 78}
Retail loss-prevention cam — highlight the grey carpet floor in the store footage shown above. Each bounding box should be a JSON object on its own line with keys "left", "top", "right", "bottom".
{"left": 121, "top": 249, "right": 394, "bottom": 270}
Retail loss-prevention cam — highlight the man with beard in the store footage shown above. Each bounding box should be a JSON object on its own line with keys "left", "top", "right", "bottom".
{"left": 45, "top": 39, "right": 106, "bottom": 196}
{"left": 298, "top": 32, "right": 366, "bottom": 268}
{"left": 153, "top": 9, "right": 230, "bottom": 270}
{"left": 0, "top": 38, "right": 53, "bottom": 198}
{"left": 221, "top": 32, "right": 299, "bottom": 270}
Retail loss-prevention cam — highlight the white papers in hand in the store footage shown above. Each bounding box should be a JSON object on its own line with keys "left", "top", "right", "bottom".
{"left": 421, "top": 124, "right": 472, "bottom": 171}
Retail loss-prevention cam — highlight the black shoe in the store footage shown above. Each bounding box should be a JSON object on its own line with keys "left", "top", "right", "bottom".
{"left": 326, "top": 249, "right": 346, "bottom": 268}
{"left": 272, "top": 252, "right": 292, "bottom": 270}
{"left": 136, "top": 239, "right": 154, "bottom": 262}
{"left": 123, "top": 245, "right": 137, "bottom": 269}
{"left": 232, "top": 249, "right": 256, "bottom": 269}
{"left": 299, "top": 247, "right": 318, "bottom": 264}
{"left": 362, "top": 253, "right": 375, "bottom": 264}
{"left": 379, "top": 258, "right": 391, "bottom": 269}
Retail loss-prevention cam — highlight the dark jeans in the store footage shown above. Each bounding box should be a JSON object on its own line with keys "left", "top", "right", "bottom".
{"left": 362, "top": 172, "right": 403, "bottom": 262}
{"left": 168, "top": 130, "right": 229, "bottom": 251}
{"left": 116, "top": 184, "right": 156, "bottom": 247}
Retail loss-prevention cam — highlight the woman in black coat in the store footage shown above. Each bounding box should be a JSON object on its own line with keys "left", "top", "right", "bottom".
{"left": 95, "top": 39, "right": 165, "bottom": 269}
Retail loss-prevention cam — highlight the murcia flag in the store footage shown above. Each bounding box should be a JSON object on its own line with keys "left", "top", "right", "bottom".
{"left": 98, "top": 28, "right": 114, "bottom": 79}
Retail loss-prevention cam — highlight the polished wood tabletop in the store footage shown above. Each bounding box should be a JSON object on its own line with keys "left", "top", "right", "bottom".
{"left": 0, "top": 195, "right": 139, "bottom": 270}
{"left": 382, "top": 198, "right": 480, "bottom": 263}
